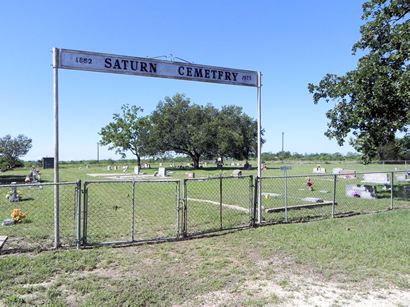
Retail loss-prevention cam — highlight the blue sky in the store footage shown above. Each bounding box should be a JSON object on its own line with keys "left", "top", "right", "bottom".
{"left": 0, "top": 1, "right": 365, "bottom": 161}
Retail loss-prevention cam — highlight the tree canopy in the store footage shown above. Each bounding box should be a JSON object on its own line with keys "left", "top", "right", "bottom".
{"left": 99, "top": 105, "right": 151, "bottom": 167}
{"left": 308, "top": 0, "right": 410, "bottom": 162}
{"left": 0, "top": 134, "right": 32, "bottom": 171}
{"left": 149, "top": 94, "right": 218, "bottom": 168}
{"left": 101, "top": 94, "right": 260, "bottom": 169}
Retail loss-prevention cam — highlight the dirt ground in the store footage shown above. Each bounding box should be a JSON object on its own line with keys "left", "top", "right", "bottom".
{"left": 181, "top": 255, "right": 410, "bottom": 306}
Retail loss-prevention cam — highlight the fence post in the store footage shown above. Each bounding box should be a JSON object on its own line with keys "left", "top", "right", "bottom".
{"left": 182, "top": 179, "right": 188, "bottom": 237}
{"left": 131, "top": 181, "right": 136, "bottom": 242}
{"left": 82, "top": 182, "right": 88, "bottom": 245}
{"left": 176, "top": 180, "right": 181, "bottom": 238}
{"left": 76, "top": 180, "right": 81, "bottom": 249}
{"left": 332, "top": 175, "right": 337, "bottom": 218}
{"left": 219, "top": 176, "right": 223, "bottom": 230}
{"left": 253, "top": 177, "right": 259, "bottom": 226}
{"left": 284, "top": 171, "right": 288, "bottom": 223}
{"left": 390, "top": 171, "right": 394, "bottom": 210}
{"left": 249, "top": 175, "right": 254, "bottom": 226}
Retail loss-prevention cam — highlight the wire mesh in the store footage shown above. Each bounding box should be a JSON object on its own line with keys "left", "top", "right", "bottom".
{"left": 260, "top": 174, "right": 335, "bottom": 223}
{"left": 392, "top": 171, "right": 410, "bottom": 210}
{"left": 0, "top": 182, "right": 78, "bottom": 252}
{"left": 133, "top": 181, "right": 180, "bottom": 241}
{"left": 184, "top": 176, "right": 253, "bottom": 236}
{"left": 83, "top": 180, "right": 180, "bottom": 245}
{"left": 335, "top": 171, "right": 393, "bottom": 215}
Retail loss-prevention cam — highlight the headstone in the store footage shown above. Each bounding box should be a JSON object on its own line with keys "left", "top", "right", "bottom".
{"left": 25, "top": 168, "right": 40, "bottom": 183}
{"left": 134, "top": 166, "right": 140, "bottom": 174}
{"left": 107, "top": 165, "right": 112, "bottom": 171}
{"left": 8, "top": 182, "right": 20, "bottom": 202}
{"left": 158, "top": 167, "right": 167, "bottom": 177}
{"left": 313, "top": 166, "right": 326, "bottom": 174}
{"left": 186, "top": 172, "right": 195, "bottom": 179}
{"left": 362, "top": 173, "right": 389, "bottom": 184}
{"left": 232, "top": 169, "right": 242, "bottom": 177}
{"left": 159, "top": 163, "right": 163, "bottom": 167}
{"left": 113, "top": 165, "right": 117, "bottom": 170}
{"left": 122, "top": 165, "right": 128, "bottom": 173}
{"left": 333, "top": 168, "right": 356, "bottom": 179}
{"left": 332, "top": 168, "right": 343, "bottom": 174}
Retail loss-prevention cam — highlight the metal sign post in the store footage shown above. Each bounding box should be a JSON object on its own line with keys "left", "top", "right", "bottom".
{"left": 52, "top": 48, "right": 60, "bottom": 248}
{"left": 256, "top": 72, "right": 262, "bottom": 224}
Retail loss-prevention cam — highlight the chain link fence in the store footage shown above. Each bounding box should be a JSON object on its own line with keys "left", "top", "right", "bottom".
{"left": 259, "top": 171, "right": 410, "bottom": 223}
{"left": 1, "top": 171, "right": 408, "bottom": 253}
{"left": 0, "top": 182, "right": 79, "bottom": 252}
{"left": 83, "top": 180, "right": 180, "bottom": 245}
{"left": 183, "top": 176, "right": 254, "bottom": 236}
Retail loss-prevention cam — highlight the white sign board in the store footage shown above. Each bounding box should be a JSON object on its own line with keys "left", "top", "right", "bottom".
{"left": 56, "top": 49, "right": 258, "bottom": 87}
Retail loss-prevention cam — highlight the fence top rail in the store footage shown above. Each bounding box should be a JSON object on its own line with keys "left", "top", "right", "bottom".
{"left": 260, "top": 170, "right": 406, "bottom": 180}
{"left": 0, "top": 181, "right": 79, "bottom": 188}
{"left": 184, "top": 175, "right": 253, "bottom": 182}
{"left": 83, "top": 179, "right": 180, "bottom": 185}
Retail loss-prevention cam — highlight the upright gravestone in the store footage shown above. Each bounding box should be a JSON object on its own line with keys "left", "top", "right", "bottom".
{"left": 8, "top": 182, "right": 20, "bottom": 202}
{"left": 158, "top": 167, "right": 167, "bottom": 177}
{"left": 134, "top": 166, "right": 140, "bottom": 174}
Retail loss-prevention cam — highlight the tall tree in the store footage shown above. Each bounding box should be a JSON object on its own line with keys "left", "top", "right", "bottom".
{"left": 0, "top": 134, "right": 32, "bottom": 170}
{"left": 308, "top": 0, "right": 410, "bottom": 162}
{"left": 99, "top": 105, "right": 151, "bottom": 167}
{"left": 214, "top": 106, "right": 260, "bottom": 160}
{"left": 150, "top": 94, "right": 218, "bottom": 168}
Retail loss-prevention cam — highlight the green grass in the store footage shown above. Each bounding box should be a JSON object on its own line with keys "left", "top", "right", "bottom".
{"left": 0, "top": 162, "right": 409, "bottom": 250}
{"left": 1, "top": 209, "right": 409, "bottom": 305}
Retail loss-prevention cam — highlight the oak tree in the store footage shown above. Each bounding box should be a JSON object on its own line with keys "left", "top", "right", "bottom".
{"left": 308, "top": 0, "right": 410, "bottom": 162}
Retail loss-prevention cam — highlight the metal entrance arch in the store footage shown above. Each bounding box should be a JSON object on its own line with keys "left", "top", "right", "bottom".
{"left": 51, "top": 48, "right": 262, "bottom": 247}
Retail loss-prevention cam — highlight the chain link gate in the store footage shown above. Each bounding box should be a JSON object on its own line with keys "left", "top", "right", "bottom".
{"left": 82, "top": 180, "right": 180, "bottom": 246}
{"left": 182, "top": 175, "right": 254, "bottom": 236}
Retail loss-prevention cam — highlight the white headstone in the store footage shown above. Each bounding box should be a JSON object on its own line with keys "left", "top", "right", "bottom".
{"left": 232, "top": 169, "right": 242, "bottom": 177}
{"left": 134, "top": 166, "right": 140, "bottom": 174}
{"left": 362, "top": 173, "right": 389, "bottom": 184}
{"left": 107, "top": 165, "right": 112, "bottom": 171}
{"left": 158, "top": 167, "right": 167, "bottom": 177}
{"left": 186, "top": 172, "right": 195, "bottom": 179}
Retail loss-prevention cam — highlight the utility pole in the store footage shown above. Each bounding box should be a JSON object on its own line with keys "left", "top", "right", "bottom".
{"left": 281, "top": 132, "right": 284, "bottom": 153}
{"left": 97, "top": 142, "right": 100, "bottom": 163}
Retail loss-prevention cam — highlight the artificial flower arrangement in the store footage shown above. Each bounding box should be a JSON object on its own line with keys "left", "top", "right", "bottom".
{"left": 10, "top": 208, "right": 27, "bottom": 223}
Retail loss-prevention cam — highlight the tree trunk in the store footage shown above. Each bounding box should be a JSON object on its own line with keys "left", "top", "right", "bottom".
{"left": 191, "top": 154, "right": 200, "bottom": 169}
{"left": 136, "top": 155, "right": 141, "bottom": 168}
